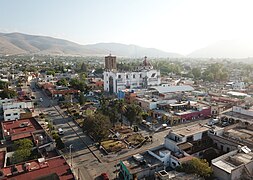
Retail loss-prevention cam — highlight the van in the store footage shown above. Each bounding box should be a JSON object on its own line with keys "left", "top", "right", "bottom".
{"left": 58, "top": 128, "right": 64, "bottom": 135}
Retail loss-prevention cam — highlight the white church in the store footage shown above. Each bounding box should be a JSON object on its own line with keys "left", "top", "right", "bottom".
{"left": 103, "top": 55, "right": 161, "bottom": 94}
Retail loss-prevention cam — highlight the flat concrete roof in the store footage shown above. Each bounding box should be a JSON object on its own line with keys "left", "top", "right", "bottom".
{"left": 173, "top": 124, "right": 209, "bottom": 137}
{"left": 121, "top": 152, "right": 161, "bottom": 174}
{"left": 213, "top": 151, "right": 253, "bottom": 173}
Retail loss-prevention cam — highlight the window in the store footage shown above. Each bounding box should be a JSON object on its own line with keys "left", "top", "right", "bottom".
{"left": 151, "top": 73, "right": 156, "bottom": 77}
{"left": 187, "top": 136, "right": 193, "bottom": 142}
{"left": 140, "top": 74, "right": 142, "bottom": 78}
{"left": 6, "top": 114, "right": 11, "bottom": 116}
{"left": 133, "top": 74, "right": 135, "bottom": 78}
{"left": 14, "top": 113, "right": 18, "bottom": 115}
{"left": 126, "top": 75, "right": 129, "bottom": 79}
{"left": 118, "top": 75, "right": 121, "bottom": 78}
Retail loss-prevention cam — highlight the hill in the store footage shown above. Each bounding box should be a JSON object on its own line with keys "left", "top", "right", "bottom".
{"left": 0, "top": 32, "right": 182, "bottom": 58}
{"left": 188, "top": 39, "right": 253, "bottom": 58}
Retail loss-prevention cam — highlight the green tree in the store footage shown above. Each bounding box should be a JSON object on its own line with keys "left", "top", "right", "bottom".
{"left": 116, "top": 99, "right": 127, "bottom": 125}
{"left": 0, "top": 88, "right": 17, "bottom": 99}
{"left": 176, "top": 158, "right": 213, "bottom": 178}
{"left": 12, "top": 139, "right": 33, "bottom": 163}
{"left": 191, "top": 67, "right": 201, "bottom": 79}
{"left": 79, "top": 93, "right": 86, "bottom": 105}
{"left": 125, "top": 104, "right": 143, "bottom": 127}
{"left": 56, "top": 78, "right": 68, "bottom": 86}
{"left": 0, "top": 80, "right": 8, "bottom": 89}
{"left": 46, "top": 70, "right": 55, "bottom": 76}
{"left": 83, "top": 112, "right": 111, "bottom": 144}
{"left": 52, "top": 132, "right": 65, "bottom": 149}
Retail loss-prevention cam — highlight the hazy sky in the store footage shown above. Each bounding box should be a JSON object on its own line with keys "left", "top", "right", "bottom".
{"left": 1, "top": 0, "right": 253, "bottom": 54}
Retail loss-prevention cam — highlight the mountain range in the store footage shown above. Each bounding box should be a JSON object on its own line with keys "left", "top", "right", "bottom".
{"left": 1, "top": 32, "right": 253, "bottom": 58}
{"left": 0, "top": 32, "right": 181, "bottom": 58}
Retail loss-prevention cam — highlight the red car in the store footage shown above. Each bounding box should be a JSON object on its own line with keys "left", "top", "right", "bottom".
{"left": 101, "top": 173, "right": 109, "bottom": 180}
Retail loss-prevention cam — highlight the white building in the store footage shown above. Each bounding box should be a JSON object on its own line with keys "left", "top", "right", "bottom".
{"left": 232, "top": 106, "right": 253, "bottom": 117}
{"left": 2, "top": 100, "right": 33, "bottom": 111}
{"left": 212, "top": 146, "right": 253, "bottom": 180}
{"left": 104, "top": 57, "right": 161, "bottom": 93}
{"left": 4, "top": 109, "right": 20, "bottom": 121}
{"left": 0, "top": 99, "right": 34, "bottom": 121}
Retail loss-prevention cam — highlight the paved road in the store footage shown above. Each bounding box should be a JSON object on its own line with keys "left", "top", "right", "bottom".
{"left": 31, "top": 80, "right": 117, "bottom": 180}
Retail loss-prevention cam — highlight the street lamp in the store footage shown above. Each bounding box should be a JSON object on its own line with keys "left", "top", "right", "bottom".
{"left": 69, "top": 144, "right": 73, "bottom": 167}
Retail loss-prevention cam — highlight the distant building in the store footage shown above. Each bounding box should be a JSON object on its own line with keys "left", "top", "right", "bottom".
{"left": 105, "top": 54, "right": 117, "bottom": 70}
{"left": 104, "top": 56, "right": 161, "bottom": 93}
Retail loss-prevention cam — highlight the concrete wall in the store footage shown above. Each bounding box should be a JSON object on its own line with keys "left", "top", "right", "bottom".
{"left": 147, "top": 150, "right": 171, "bottom": 166}
{"left": 233, "top": 106, "right": 253, "bottom": 117}
{"left": 212, "top": 164, "right": 231, "bottom": 180}
{"left": 164, "top": 138, "right": 180, "bottom": 152}
{"left": 3, "top": 101, "right": 33, "bottom": 111}
{"left": 209, "top": 134, "right": 239, "bottom": 152}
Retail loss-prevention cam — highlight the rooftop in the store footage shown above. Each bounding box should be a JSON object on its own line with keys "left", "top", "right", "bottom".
{"left": 1, "top": 156, "right": 74, "bottom": 180}
{"left": 2, "top": 118, "right": 43, "bottom": 138}
{"left": 224, "top": 126, "right": 253, "bottom": 142}
{"left": 121, "top": 152, "right": 162, "bottom": 174}
{"left": 172, "top": 124, "right": 209, "bottom": 137}
{"left": 223, "top": 111, "right": 253, "bottom": 120}
{"left": 149, "top": 85, "right": 194, "bottom": 94}
{"left": 212, "top": 149, "right": 253, "bottom": 173}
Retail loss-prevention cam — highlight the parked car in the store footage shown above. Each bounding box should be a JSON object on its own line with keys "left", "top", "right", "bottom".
{"left": 222, "top": 122, "right": 229, "bottom": 127}
{"left": 58, "top": 128, "right": 64, "bottom": 135}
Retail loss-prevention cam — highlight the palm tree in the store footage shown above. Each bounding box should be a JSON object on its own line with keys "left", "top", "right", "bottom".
{"left": 117, "top": 99, "right": 127, "bottom": 126}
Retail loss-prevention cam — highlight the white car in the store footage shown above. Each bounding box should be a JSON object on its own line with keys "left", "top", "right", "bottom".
{"left": 40, "top": 98, "right": 43, "bottom": 102}
{"left": 58, "top": 128, "right": 64, "bottom": 135}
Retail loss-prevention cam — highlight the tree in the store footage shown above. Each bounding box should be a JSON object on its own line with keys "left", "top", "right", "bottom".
{"left": 52, "top": 132, "right": 65, "bottom": 149}
{"left": 116, "top": 99, "right": 127, "bottom": 125}
{"left": 12, "top": 139, "right": 33, "bottom": 163}
{"left": 81, "top": 63, "right": 88, "bottom": 72}
{"left": 83, "top": 112, "right": 111, "bottom": 144}
{"left": 0, "top": 80, "right": 8, "bottom": 89}
{"left": 125, "top": 104, "right": 143, "bottom": 127}
{"left": 176, "top": 157, "right": 213, "bottom": 178}
{"left": 46, "top": 70, "right": 55, "bottom": 76}
{"left": 79, "top": 93, "right": 86, "bottom": 105}
{"left": 0, "top": 88, "right": 17, "bottom": 99}
{"left": 191, "top": 67, "right": 201, "bottom": 79}
{"left": 14, "top": 138, "right": 33, "bottom": 149}
{"left": 56, "top": 78, "right": 68, "bottom": 86}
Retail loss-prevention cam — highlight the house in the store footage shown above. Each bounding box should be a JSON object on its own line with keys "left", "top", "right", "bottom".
{"left": 119, "top": 152, "right": 163, "bottom": 180}
{"left": 212, "top": 146, "right": 253, "bottom": 180}
{"left": 1, "top": 118, "right": 43, "bottom": 142}
{"left": 0, "top": 156, "right": 74, "bottom": 180}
